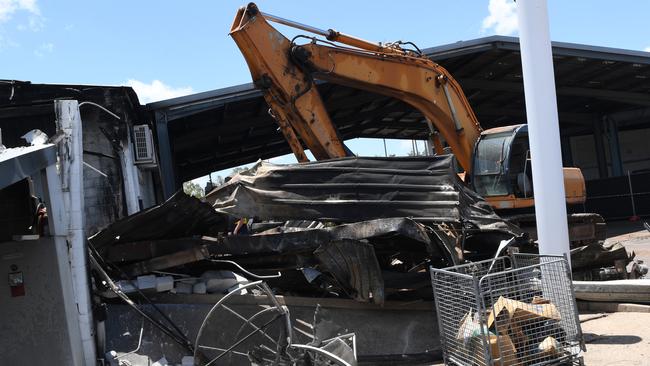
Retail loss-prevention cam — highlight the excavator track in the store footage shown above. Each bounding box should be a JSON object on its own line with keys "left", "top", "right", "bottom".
{"left": 505, "top": 212, "right": 607, "bottom": 247}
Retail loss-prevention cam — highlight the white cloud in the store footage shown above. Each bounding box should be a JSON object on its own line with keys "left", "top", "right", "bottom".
{"left": 0, "top": 0, "right": 40, "bottom": 23}
{"left": 27, "top": 13, "right": 43, "bottom": 30}
{"left": 481, "top": 0, "right": 518, "bottom": 36}
{"left": 33, "top": 41, "right": 52, "bottom": 57}
{"left": 125, "top": 79, "right": 194, "bottom": 104}
{"left": 644, "top": 46, "right": 650, "bottom": 53}
{"left": 0, "top": 0, "right": 43, "bottom": 49}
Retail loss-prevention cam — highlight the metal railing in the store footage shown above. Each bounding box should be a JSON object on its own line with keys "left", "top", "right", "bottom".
{"left": 584, "top": 170, "right": 650, "bottom": 220}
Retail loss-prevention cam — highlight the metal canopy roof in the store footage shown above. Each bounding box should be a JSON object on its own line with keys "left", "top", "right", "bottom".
{"left": 149, "top": 36, "right": 650, "bottom": 184}
{"left": 0, "top": 144, "right": 56, "bottom": 190}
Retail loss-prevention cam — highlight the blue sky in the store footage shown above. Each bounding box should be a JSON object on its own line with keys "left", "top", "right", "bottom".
{"left": 1, "top": 0, "right": 649, "bottom": 186}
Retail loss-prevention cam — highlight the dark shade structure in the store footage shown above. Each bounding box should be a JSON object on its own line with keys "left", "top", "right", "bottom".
{"left": 148, "top": 36, "right": 650, "bottom": 198}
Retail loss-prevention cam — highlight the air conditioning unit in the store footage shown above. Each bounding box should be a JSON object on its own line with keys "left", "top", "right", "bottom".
{"left": 132, "top": 124, "right": 156, "bottom": 165}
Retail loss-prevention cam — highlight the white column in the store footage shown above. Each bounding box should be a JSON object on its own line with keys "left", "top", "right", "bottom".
{"left": 516, "top": 0, "right": 571, "bottom": 260}
{"left": 45, "top": 164, "right": 85, "bottom": 366}
{"left": 54, "top": 100, "right": 97, "bottom": 365}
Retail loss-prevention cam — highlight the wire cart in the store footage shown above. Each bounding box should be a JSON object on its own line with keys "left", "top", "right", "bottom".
{"left": 430, "top": 254, "right": 585, "bottom": 366}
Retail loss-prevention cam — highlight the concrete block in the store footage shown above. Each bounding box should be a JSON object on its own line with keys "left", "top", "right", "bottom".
{"left": 152, "top": 356, "right": 168, "bottom": 366}
{"left": 136, "top": 275, "right": 156, "bottom": 290}
{"left": 173, "top": 282, "right": 193, "bottom": 294}
{"left": 201, "top": 270, "right": 248, "bottom": 294}
{"left": 156, "top": 276, "right": 174, "bottom": 292}
{"left": 116, "top": 280, "right": 137, "bottom": 294}
{"left": 192, "top": 282, "right": 206, "bottom": 294}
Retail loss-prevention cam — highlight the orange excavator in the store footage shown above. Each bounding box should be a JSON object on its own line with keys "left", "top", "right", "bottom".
{"left": 229, "top": 3, "right": 605, "bottom": 245}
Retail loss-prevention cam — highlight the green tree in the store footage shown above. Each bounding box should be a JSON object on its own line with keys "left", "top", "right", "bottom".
{"left": 183, "top": 181, "right": 205, "bottom": 199}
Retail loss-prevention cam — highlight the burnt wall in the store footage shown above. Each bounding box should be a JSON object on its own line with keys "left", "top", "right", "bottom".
{"left": 0, "top": 81, "right": 157, "bottom": 234}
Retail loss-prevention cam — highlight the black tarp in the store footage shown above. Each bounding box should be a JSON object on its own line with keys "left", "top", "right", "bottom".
{"left": 205, "top": 155, "right": 521, "bottom": 235}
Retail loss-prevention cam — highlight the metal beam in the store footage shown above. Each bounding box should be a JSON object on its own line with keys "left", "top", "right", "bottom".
{"left": 593, "top": 117, "right": 608, "bottom": 178}
{"left": 154, "top": 111, "right": 177, "bottom": 199}
{"left": 606, "top": 117, "right": 624, "bottom": 177}
{"left": 178, "top": 143, "right": 291, "bottom": 181}
{"left": 609, "top": 107, "right": 650, "bottom": 122}
{"left": 0, "top": 103, "right": 53, "bottom": 119}
{"left": 0, "top": 144, "right": 56, "bottom": 189}
{"left": 561, "top": 134, "right": 574, "bottom": 166}
{"left": 473, "top": 107, "right": 595, "bottom": 124}
{"left": 453, "top": 50, "right": 509, "bottom": 78}
{"left": 459, "top": 78, "right": 650, "bottom": 106}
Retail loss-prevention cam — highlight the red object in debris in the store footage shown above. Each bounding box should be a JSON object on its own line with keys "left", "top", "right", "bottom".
{"left": 8, "top": 271, "right": 25, "bottom": 297}
{"left": 629, "top": 215, "right": 640, "bottom": 222}
{"left": 10, "top": 284, "right": 25, "bottom": 297}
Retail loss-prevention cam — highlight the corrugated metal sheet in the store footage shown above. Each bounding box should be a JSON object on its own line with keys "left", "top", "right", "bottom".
{"left": 206, "top": 155, "right": 521, "bottom": 235}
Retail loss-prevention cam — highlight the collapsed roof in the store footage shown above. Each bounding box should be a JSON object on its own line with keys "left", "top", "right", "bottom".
{"left": 93, "top": 156, "right": 525, "bottom": 304}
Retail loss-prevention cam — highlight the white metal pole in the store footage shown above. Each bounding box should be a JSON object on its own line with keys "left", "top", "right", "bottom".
{"left": 55, "top": 100, "right": 97, "bottom": 365}
{"left": 516, "top": 0, "right": 571, "bottom": 260}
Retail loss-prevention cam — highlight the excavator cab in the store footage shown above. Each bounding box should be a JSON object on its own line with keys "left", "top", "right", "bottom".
{"left": 471, "top": 124, "right": 587, "bottom": 210}
{"left": 471, "top": 124, "right": 531, "bottom": 200}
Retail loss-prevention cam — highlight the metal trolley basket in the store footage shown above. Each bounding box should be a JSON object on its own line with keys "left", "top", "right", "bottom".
{"left": 430, "top": 254, "right": 585, "bottom": 366}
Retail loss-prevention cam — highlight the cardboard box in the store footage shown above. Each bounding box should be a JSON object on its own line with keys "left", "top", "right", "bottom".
{"left": 473, "top": 334, "right": 518, "bottom": 366}
{"left": 486, "top": 296, "right": 561, "bottom": 328}
{"left": 486, "top": 296, "right": 561, "bottom": 352}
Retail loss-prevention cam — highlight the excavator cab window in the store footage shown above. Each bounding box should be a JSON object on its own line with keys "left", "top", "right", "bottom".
{"left": 472, "top": 126, "right": 534, "bottom": 199}
{"left": 472, "top": 131, "right": 513, "bottom": 197}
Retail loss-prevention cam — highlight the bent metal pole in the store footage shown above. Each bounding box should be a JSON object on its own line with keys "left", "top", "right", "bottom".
{"left": 517, "top": 0, "right": 571, "bottom": 263}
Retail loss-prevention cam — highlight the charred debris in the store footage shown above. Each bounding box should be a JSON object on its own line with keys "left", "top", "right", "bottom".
{"left": 89, "top": 155, "right": 633, "bottom": 307}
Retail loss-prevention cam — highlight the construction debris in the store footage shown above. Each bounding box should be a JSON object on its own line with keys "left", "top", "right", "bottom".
{"left": 572, "top": 279, "right": 650, "bottom": 304}
{"left": 87, "top": 156, "right": 642, "bottom": 365}
{"left": 570, "top": 241, "right": 632, "bottom": 280}
{"left": 90, "top": 156, "right": 641, "bottom": 310}
{"left": 90, "top": 156, "right": 531, "bottom": 306}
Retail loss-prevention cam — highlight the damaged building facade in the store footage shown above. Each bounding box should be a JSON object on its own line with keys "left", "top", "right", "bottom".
{"left": 0, "top": 82, "right": 160, "bottom": 364}
{"left": 0, "top": 81, "right": 159, "bottom": 233}
{"left": 0, "top": 35, "right": 649, "bottom": 365}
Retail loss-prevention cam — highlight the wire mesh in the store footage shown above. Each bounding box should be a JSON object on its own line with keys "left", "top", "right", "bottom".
{"left": 193, "top": 281, "right": 292, "bottom": 366}
{"left": 431, "top": 255, "right": 584, "bottom": 366}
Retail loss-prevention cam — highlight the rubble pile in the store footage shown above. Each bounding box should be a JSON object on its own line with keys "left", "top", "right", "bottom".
{"left": 89, "top": 156, "right": 642, "bottom": 306}
{"left": 90, "top": 156, "right": 526, "bottom": 304}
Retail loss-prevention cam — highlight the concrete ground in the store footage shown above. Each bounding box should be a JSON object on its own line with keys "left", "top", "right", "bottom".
{"left": 576, "top": 220, "right": 650, "bottom": 365}
{"left": 579, "top": 311, "right": 650, "bottom": 366}
{"left": 430, "top": 310, "right": 650, "bottom": 366}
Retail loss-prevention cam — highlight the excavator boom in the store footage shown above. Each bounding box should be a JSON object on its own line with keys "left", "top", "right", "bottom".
{"left": 230, "top": 3, "right": 482, "bottom": 172}
{"left": 229, "top": 3, "right": 606, "bottom": 246}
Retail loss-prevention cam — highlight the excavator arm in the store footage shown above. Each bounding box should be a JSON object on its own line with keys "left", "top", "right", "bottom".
{"left": 229, "top": 3, "right": 605, "bottom": 246}
{"left": 230, "top": 3, "right": 482, "bottom": 172}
